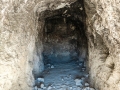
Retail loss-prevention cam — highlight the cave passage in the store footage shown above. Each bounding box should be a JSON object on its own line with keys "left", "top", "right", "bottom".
{"left": 34, "top": 1, "right": 95, "bottom": 90}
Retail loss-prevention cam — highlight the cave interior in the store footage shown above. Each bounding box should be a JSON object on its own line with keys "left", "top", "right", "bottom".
{"left": 42, "top": 1, "right": 88, "bottom": 66}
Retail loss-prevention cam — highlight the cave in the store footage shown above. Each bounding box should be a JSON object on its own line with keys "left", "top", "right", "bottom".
{"left": 42, "top": 2, "right": 87, "bottom": 65}
{"left": 1, "top": 0, "right": 120, "bottom": 90}
{"left": 34, "top": 1, "right": 89, "bottom": 89}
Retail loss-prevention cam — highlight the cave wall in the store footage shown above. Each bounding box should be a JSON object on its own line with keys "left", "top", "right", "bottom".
{"left": 84, "top": 0, "right": 120, "bottom": 90}
{"left": 0, "top": 0, "right": 76, "bottom": 90}
{"left": 0, "top": 0, "right": 37, "bottom": 90}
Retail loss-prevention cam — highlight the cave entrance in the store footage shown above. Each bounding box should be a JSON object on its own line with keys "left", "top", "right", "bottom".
{"left": 34, "top": 1, "right": 91, "bottom": 90}
{"left": 42, "top": 1, "right": 87, "bottom": 66}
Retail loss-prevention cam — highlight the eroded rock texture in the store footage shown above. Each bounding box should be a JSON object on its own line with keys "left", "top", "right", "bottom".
{"left": 0, "top": 0, "right": 76, "bottom": 90}
{"left": 84, "top": 0, "right": 120, "bottom": 90}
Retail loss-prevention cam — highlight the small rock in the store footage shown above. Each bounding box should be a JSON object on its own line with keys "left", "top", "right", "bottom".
{"left": 79, "top": 7, "right": 83, "bottom": 10}
{"left": 67, "top": 14, "right": 71, "bottom": 17}
{"left": 70, "top": 87, "right": 73, "bottom": 89}
{"left": 85, "top": 83, "right": 89, "bottom": 87}
{"left": 51, "top": 65, "right": 54, "bottom": 68}
{"left": 37, "top": 78, "right": 44, "bottom": 83}
{"left": 61, "top": 77, "right": 64, "bottom": 81}
{"left": 75, "top": 79, "right": 83, "bottom": 87}
{"left": 63, "top": 10, "right": 68, "bottom": 14}
{"left": 84, "top": 74, "right": 89, "bottom": 78}
{"left": 40, "top": 83, "right": 44, "bottom": 88}
{"left": 62, "top": 78, "right": 64, "bottom": 81}
{"left": 47, "top": 86, "right": 52, "bottom": 90}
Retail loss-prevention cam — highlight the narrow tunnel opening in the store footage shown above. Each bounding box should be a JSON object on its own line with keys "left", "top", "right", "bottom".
{"left": 34, "top": 1, "right": 94, "bottom": 90}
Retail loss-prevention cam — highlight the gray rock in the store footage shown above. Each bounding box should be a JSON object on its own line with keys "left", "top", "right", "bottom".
{"left": 37, "top": 78, "right": 44, "bottom": 83}
{"left": 47, "top": 86, "right": 52, "bottom": 90}
{"left": 70, "top": 87, "right": 73, "bottom": 89}
{"left": 40, "top": 83, "right": 44, "bottom": 88}
{"left": 51, "top": 65, "right": 54, "bottom": 68}
{"left": 85, "top": 83, "right": 89, "bottom": 87}
{"left": 75, "top": 79, "right": 83, "bottom": 87}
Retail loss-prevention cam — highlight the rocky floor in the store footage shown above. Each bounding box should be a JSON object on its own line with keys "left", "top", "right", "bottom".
{"left": 34, "top": 61, "right": 95, "bottom": 90}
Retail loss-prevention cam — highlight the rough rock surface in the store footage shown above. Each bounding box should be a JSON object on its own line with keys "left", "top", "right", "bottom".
{"left": 84, "top": 0, "right": 120, "bottom": 90}
{"left": 0, "top": 0, "right": 76, "bottom": 90}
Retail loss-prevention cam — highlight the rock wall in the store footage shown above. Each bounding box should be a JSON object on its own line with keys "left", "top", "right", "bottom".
{"left": 84, "top": 0, "right": 120, "bottom": 90}
{"left": 0, "top": 0, "right": 76, "bottom": 90}
{"left": 0, "top": 0, "right": 37, "bottom": 90}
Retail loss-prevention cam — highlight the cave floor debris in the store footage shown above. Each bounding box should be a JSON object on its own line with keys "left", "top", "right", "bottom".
{"left": 34, "top": 61, "right": 95, "bottom": 90}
